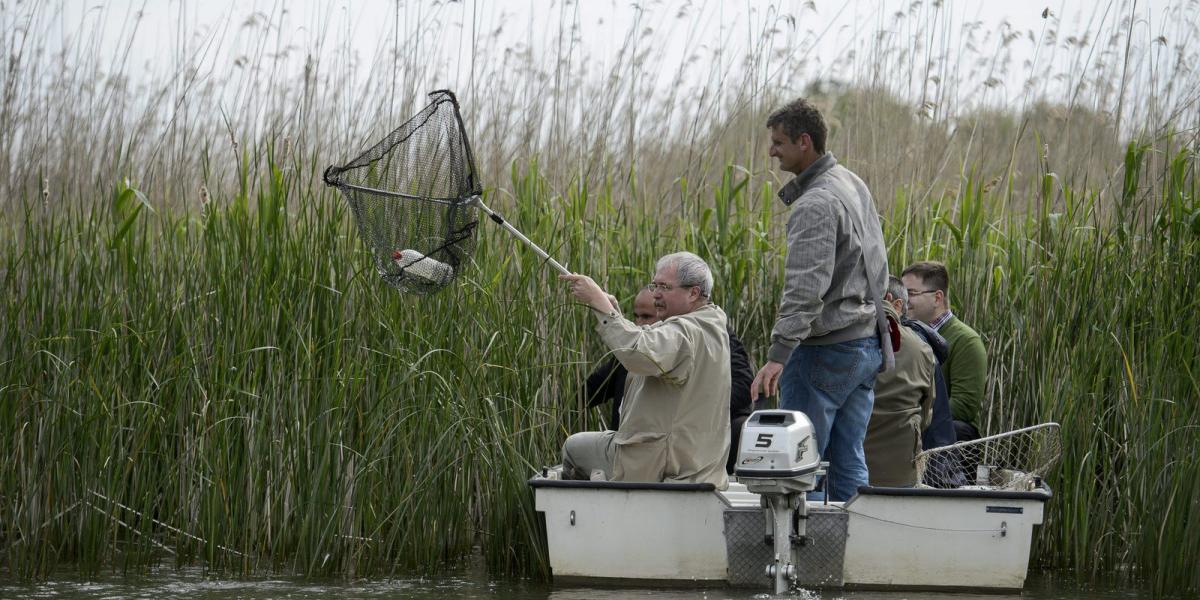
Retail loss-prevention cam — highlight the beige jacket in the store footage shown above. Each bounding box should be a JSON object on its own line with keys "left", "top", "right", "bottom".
{"left": 864, "top": 303, "right": 936, "bottom": 487}
{"left": 594, "top": 303, "right": 731, "bottom": 489}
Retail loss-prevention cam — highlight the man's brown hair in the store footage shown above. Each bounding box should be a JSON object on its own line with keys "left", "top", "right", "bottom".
{"left": 766, "top": 97, "right": 827, "bottom": 154}
{"left": 901, "top": 261, "right": 949, "bottom": 293}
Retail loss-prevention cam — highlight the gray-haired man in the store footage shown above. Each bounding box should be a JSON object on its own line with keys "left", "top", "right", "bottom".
{"left": 560, "top": 252, "right": 732, "bottom": 489}
{"left": 864, "top": 276, "right": 937, "bottom": 487}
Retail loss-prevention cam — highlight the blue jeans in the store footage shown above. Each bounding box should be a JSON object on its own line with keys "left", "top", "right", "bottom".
{"left": 780, "top": 336, "right": 881, "bottom": 502}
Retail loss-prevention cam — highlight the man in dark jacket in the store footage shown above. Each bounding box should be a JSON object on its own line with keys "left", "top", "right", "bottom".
{"left": 583, "top": 289, "right": 659, "bottom": 428}
{"left": 581, "top": 288, "right": 756, "bottom": 473}
{"left": 905, "top": 319, "right": 956, "bottom": 450}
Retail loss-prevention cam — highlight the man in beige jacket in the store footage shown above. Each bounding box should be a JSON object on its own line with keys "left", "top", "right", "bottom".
{"left": 560, "top": 252, "right": 732, "bottom": 489}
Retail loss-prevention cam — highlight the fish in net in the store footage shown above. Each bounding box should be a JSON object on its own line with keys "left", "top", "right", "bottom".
{"left": 323, "top": 90, "right": 567, "bottom": 294}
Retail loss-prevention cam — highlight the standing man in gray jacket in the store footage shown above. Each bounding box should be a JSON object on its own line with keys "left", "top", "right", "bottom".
{"left": 750, "top": 98, "right": 893, "bottom": 502}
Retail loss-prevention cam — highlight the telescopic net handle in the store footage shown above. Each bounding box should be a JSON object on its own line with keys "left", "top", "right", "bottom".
{"left": 472, "top": 198, "right": 570, "bottom": 275}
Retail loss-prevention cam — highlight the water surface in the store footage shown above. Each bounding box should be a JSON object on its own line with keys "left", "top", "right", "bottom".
{"left": 0, "top": 570, "right": 1152, "bottom": 599}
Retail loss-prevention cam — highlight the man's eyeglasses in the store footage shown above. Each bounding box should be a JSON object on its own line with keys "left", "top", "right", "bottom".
{"left": 906, "top": 289, "right": 939, "bottom": 297}
{"left": 646, "top": 282, "right": 693, "bottom": 293}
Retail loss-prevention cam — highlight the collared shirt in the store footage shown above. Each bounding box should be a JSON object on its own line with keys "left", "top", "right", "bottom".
{"left": 931, "top": 309, "right": 954, "bottom": 332}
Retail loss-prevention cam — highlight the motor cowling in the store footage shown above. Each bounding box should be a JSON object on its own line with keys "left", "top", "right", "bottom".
{"left": 735, "top": 410, "right": 822, "bottom": 495}
{"left": 735, "top": 410, "right": 825, "bottom": 594}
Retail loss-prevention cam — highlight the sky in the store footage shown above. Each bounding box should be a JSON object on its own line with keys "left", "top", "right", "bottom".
{"left": 44, "top": 0, "right": 1192, "bottom": 127}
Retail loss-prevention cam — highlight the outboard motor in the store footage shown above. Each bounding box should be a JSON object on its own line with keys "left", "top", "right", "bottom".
{"left": 736, "top": 410, "right": 824, "bottom": 594}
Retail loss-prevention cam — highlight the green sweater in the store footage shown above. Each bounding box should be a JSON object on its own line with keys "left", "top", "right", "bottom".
{"left": 938, "top": 315, "right": 987, "bottom": 426}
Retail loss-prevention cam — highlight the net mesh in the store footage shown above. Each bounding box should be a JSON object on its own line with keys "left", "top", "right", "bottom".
{"left": 323, "top": 90, "right": 482, "bottom": 294}
{"left": 915, "top": 423, "right": 1061, "bottom": 490}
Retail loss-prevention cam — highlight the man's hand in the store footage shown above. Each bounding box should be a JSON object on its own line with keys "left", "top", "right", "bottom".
{"left": 751, "top": 360, "right": 785, "bottom": 403}
{"left": 560, "top": 273, "right": 619, "bottom": 313}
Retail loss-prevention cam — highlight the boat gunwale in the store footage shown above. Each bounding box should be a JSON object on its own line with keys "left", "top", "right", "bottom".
{"left": 527, "top": 477, "right": 717, "bottom": 492}
{"left": 527, "top": 479, "right": 1052, "bottom": 500}
{"left": 851, "top": 483, "right": 1053, "bottom": 501}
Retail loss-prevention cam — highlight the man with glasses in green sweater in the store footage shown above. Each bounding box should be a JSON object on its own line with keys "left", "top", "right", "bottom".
{"left": 901, "top": 261, "right": 986, "bottom": 442}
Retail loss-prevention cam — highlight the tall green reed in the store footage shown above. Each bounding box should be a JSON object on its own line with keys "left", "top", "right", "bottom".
{"left": 881, "top": 143, "right": 1199, "bottom": 595}
{"left": 2, "top": 0, "right": 1199, "bottom": 595}
{"left": 3, "top": 139, "right": 1196, "bottom": 592}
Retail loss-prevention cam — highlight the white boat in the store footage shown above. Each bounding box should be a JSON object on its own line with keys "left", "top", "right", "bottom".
{"left": 530, "top": 414, "right": 1059, "bottom": 593}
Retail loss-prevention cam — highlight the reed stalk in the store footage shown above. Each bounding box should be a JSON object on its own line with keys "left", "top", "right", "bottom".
{"left": 1, "top": 0, "right": 1198, "bottom": 595}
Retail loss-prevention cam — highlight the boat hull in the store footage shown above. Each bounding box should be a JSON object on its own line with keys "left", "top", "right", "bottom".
{"left": 532, "top": 480, "right": 728, "bottom": 581}
{"left": 843, "top": 487, "right": 1047, "bottom": 591}
{"left": 530, "top": 477, "right": 1050, "bottom": 591}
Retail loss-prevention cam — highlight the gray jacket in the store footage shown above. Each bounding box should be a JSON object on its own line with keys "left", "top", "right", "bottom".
{"left": 768, "top": 153, "right": 892, "bottom": 368}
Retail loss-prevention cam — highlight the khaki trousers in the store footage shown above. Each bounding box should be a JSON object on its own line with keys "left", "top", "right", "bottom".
{"left": 561, "top": 431, "right": 616, "bottom": 480}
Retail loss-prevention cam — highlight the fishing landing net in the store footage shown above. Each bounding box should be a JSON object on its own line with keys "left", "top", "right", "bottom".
{"left": 915, "top": 422, "right": 1062, "bottom": 490}
{"left": 323, "top": 89, "right": 566, "bottom": 294}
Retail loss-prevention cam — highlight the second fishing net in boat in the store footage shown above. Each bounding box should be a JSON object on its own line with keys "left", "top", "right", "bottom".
{"left": 915, "top": 422, "right": 1062, "bottom": 490}
{"left": 323, "top": 90, "right": 482, "bottom": 294}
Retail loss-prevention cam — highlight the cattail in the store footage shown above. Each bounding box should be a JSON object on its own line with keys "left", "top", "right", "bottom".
{"left": 279, "top": 136, "right": 292, "bottom": 172}
{"left": 200, "top": 185, "right": 210, "bottom": 217}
